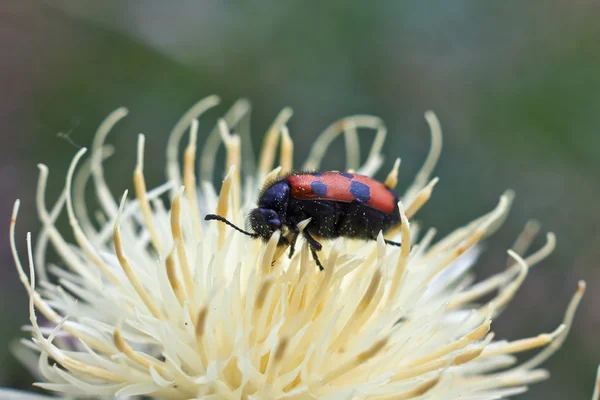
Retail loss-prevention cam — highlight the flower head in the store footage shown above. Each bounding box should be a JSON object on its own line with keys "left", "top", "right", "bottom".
{"left": 6, "top": 97, "right": 592, "bottom": 399}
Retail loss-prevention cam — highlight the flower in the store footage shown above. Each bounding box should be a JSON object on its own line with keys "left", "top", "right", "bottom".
{"left": 4, "top": 96, "right": 592, "bottom": 399}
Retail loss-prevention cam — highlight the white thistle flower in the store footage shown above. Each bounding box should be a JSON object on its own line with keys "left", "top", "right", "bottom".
{"left": 4, "top": 96, "right": 594, "bottom": 399}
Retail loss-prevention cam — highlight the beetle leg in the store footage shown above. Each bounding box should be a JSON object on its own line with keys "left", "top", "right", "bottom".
{"left": 288, "top": 234, "right": 298, "bottom": 258}
{"left": 384, "top": 239, "right": 402, "bottom": 247}
{"left": 310, "top": 248, "right": 324, "bottom": 271}
{"left": 303, "top": 230, "right": 324, "bottom": 270}
{"left": 302, "top": 230, "right": 322, "bottom": 251}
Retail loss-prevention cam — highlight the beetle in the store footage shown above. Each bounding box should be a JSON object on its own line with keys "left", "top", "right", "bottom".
{"left": 205, "top": 171, "right": 401, "bottom": 270}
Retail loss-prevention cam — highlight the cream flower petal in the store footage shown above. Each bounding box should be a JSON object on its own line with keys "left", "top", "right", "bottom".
{"left": 7, "top": 97, "right": 593, "bottom": 399}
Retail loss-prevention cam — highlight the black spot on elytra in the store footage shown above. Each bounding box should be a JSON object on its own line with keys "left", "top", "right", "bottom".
{"left": 350, "top": 181, "right": 370, "bottom": 202}
{"left": 311, "top": 181, "right": 327, "bottom": 196}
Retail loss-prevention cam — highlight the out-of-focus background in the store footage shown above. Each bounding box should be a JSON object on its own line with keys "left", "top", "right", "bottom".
{"left": 1, "top": 1, "right": 598, "bottom": 398}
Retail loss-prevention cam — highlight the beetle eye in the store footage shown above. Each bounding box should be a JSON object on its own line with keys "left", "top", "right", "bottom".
{"left": 268, "top": 219, "right": 281, "bottom": 230}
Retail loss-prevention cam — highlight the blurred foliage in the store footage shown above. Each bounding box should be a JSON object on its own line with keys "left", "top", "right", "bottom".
{"left": 1, "top": 1, "right": 598, "bottom": 398}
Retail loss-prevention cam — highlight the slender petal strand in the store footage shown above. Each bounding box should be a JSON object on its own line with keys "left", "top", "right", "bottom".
{"left": 7, "top": 98, "right": 593, "bottom": 399}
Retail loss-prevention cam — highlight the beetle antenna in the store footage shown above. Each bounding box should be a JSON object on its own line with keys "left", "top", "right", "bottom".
{"left": 205, "top": 214, "right": 259, "bottom": 238}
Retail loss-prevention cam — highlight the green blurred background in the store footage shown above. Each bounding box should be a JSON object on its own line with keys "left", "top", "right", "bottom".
{"left": 1, "top": 1, "right": 598, "bottom": 398}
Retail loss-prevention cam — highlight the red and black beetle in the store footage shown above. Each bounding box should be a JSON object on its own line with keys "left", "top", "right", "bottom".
{"left": 205, "top": 171, "right": 401, "bottom": 270}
